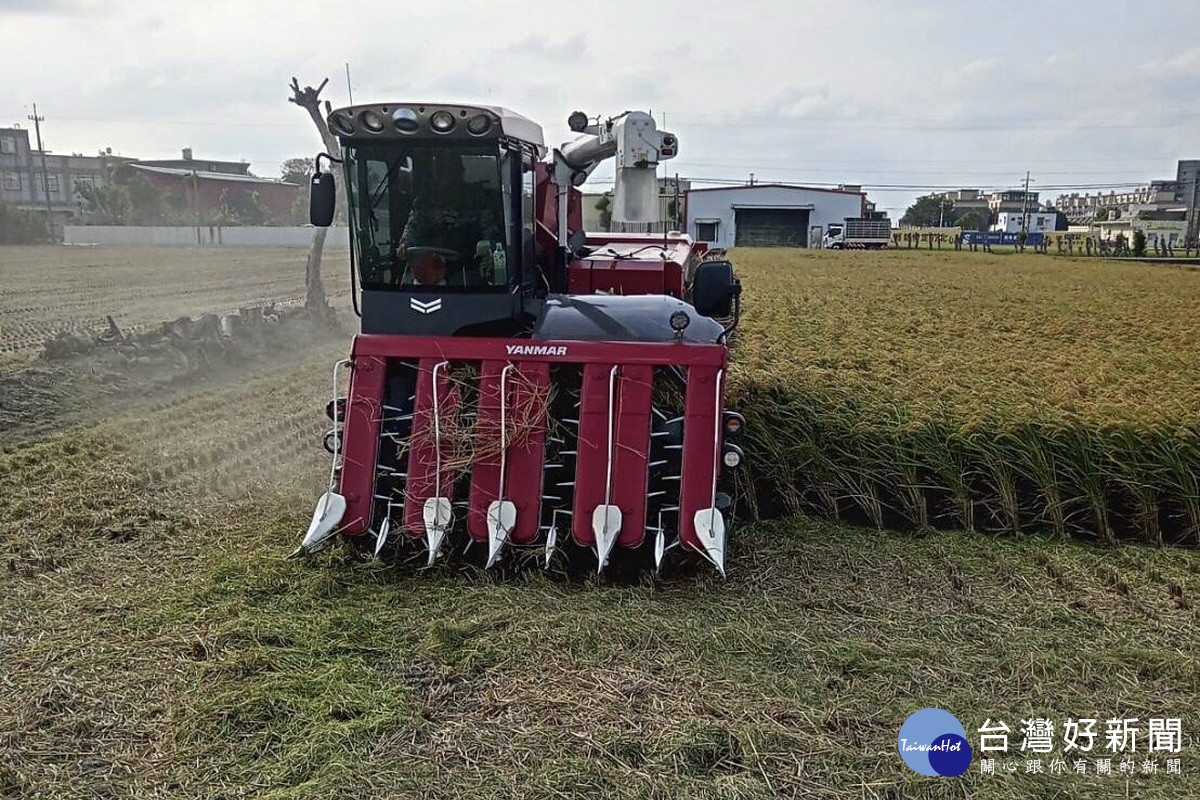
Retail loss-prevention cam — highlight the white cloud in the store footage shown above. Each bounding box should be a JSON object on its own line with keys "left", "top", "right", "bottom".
{"left": 1142, "top": 47, "right": 1200, "bottom": 75}
{"left": 1, "top": 0, "right": 1196, "bottom": 205}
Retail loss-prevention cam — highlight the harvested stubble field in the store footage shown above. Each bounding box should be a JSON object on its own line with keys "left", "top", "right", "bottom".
{"left": 730, "top": 248, "right": 1200, "bottom": 545}
{"left": 0, "top": 245, "right": 351, "bottom": 368}
{"left": 2, "top": 245, "right": 1200, "bottom": 799}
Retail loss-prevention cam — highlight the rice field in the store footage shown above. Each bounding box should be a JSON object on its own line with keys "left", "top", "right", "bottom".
{"left": 728, "top": 248, "right": 1200, "bottom": 544}
{"left": 4, "top": 245, "right": 1200, "bottom": 797}
{"left": 5, "top": 391, "right": 1200, "bottom": 799}
{"left": 0, "top": 245, "right": 351, "bottom": 368}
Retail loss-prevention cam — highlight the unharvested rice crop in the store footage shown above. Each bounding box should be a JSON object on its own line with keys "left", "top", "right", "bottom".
{"left": 728, "top": 248, "right": 1200, "bottom": 544}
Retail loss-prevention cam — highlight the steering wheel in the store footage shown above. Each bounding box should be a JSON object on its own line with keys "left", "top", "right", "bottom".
{"left": 404, "top": 245, "right": 462, "bottom": 262}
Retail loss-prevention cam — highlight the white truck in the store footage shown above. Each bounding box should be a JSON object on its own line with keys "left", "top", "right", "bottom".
{"left": 822, "top": 217, "right": 891, "bottom": 249}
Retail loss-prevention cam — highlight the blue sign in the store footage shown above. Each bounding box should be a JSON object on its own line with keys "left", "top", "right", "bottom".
{"left": 962, "top": 231, "right": 1044, "bottom": 246}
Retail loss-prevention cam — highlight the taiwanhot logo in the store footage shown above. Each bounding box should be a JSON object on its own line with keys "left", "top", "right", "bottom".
{"left": 897, "top": 708, "right": 973, "bottom": 777}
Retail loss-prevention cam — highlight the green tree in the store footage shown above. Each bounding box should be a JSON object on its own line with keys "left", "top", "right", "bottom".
{"left": 119, "top": 166, "right": 170, "bottom": 223}
{"left": 231, "top": 190, "right": 273, "bottom": 226}
{"left": 76, "top": 164, "right": 186, "bottom": 225}
{"left": 75, "top": 179, "right": 134, "bottom": 224}
{"left": 287, "top": 190, "right": 309, "bottom": 225}
{"left": 900, "top": 195, "right": 955, "bottom": 227}
{"left": 0, "top": 202, "right": 51, "bottom": 244}
{"left": 956, "top": 210, "right": 985, "bottom": 232}
{"left": 1094, "top": 208, "right": 1110, "bottom": 222}
{"left": 281, "top": 157, "right": 314, "bottom": 186}
{"left": 666, "top": 197, "right": 681, "bottom": 228}
{"left": 1133, "top": 229, "right": 1146, "bottom": 257}
{"left": 210, "top": 189, "right": 273, "bottom": 226}
{"left": 595, "top": 193, "right": 613, "bottom": 230}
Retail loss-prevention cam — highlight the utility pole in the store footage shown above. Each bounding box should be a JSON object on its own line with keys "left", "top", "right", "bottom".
{"left": 27, "top": 103, "right": 55, "bottom": 240}
{"left": 1190, "top": 167, "right": 1199, "bottom": 252}
{"left": 673, "top": 171, "right": 681, "bottom": 231}
{"left": 1019, "top": 171, "right": 1031, "bottom": 243}
{"left": 938, "top": 196, "right": 947, "bottom": 228}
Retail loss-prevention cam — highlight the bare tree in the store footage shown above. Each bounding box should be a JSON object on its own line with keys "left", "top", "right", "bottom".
{"left": 288, "top": 77, "right": 342, "bottom": 315}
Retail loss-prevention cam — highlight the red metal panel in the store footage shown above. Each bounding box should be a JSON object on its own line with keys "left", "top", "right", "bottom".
{"left": 337, "top": 353, "right": 388, "bottom": 536}
{"left": 571, "top": 362, "right": 614, "bottom": 547}
{"left": 468, "top": 361, "right": 504, "bottom": 543}
{"left": 572, "top": 364, "right": 653, "bottom": 548}
{"left": 506, "top": 362, "right": 550, "bottom": 544}
{"left": 677, "top": 365, "right": 723, "bottom": 553}
{"left": 353, "top": 335, "right": 725, "bottom": 368}
{"left": 402, "top": 360, "right": 460, "bottom": 538}
{"left": 569, "top": 260, "right": 666, "bottom": 296}
{"left": 612, "top": 364, "right": 653, "bottom": 547}
{"left": 566, "top": 263, "right": 593, "bottom": 295}
{"left": 466, "top": 361, "right": 549, "bottom": 545}
{"left": 664, "top": 261, "right": 684, "bottom": 298}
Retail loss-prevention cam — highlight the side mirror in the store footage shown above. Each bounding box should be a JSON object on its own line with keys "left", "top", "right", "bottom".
{"left": 310, "top": 172, "right": 336, "bottom": 227}
{"left": 692, "top": 259, "right": 738, "bottom": 317}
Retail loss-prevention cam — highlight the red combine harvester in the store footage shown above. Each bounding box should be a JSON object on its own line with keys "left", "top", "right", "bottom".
{"left": 295, "top": 103, "right": 743, "bottom": 575}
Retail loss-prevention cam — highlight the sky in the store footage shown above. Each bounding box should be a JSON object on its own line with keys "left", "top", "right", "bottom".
{"left": 4, "top": 0, "right": 1200, "bottom": 216}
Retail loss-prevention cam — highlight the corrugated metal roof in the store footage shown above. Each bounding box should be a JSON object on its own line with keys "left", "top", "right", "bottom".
{"left": 128, "top": 164, "right": 299, "bottom": 186}
{"left": 685, "top": 183, "right": 864, "bottom": 196}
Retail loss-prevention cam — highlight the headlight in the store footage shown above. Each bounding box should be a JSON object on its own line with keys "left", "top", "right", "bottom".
{"left": 430, "top": 110, "right": 456, "bottom": 133}
{"left": 392, "top": 107, "right": 419, "bottom": 133}
{"left": 360, "top": 110, "right": 385, "bottom": 133}
{"left": 724, "top": 411, "right": 745, "bottom": 435}
{"left": 467, "top": 113, "right": 492, "bottom": 135}
{"left": 669, "top": 310, "right": 691, "bottom": 332}
{"left": 568, "top": 111, "right": 589, "bottom": 132}
{"left": 722, "top": 444, "right": 743, "bottom": 469}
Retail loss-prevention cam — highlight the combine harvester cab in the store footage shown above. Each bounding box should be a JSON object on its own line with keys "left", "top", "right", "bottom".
{"left": 296, "top": 103, "right": 743, "bottom": 575}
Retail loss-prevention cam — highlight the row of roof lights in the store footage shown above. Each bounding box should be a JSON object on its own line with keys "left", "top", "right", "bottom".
{"left": 329, "top": 107, "right": 494, "bottom": 137}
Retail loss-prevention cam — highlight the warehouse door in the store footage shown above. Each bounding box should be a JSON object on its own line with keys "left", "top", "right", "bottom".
{"left": 734, "top": 208, "right": 810, "bottom": 247}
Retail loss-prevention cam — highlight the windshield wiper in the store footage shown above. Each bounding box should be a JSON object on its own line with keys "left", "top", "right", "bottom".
{"left": 367, "top": 157, "right": 409, "bottom": 211}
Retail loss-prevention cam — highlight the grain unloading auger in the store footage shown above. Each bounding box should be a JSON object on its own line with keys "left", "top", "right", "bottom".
{"left": 294, "top": 103, "right": 743, "bottom": 575}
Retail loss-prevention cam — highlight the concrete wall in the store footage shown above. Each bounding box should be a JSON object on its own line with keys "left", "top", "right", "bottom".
{"left": 63, "top": 225, "right": 350, "bottom": 247}
{"left": 685, "top": 186, "right": 864, "bottom": 249}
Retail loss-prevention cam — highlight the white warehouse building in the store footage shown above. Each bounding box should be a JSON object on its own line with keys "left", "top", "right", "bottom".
{"left": 684, "top": 184, "right": 867, "bottom": 248}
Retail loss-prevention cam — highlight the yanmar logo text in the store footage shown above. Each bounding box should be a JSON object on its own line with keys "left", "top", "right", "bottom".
{"left": 505, "top": 344, "right": 568, "bottom": 357}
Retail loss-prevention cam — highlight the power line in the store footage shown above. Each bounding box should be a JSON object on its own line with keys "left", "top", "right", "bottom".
{"left": 582, "top": 176, "right": 1158, "bottom": 192}
{"left": 30, "top": 109, "right": 1200, "bottom": 134}
{"left": 676, "top": 162, "right": 1171, "bottom": 179}
{"left": 662, "top": 111, "right": 1200, "bottom": 132}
